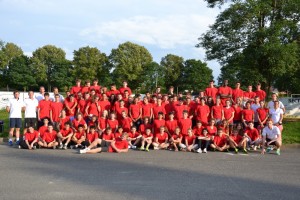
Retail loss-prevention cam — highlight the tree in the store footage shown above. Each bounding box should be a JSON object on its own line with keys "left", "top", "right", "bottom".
{"left": 51, "top": 59, "right": 74, "bottom": 91}
{"left": 160, "top": 54, "right": 184, "bottom": 88}
{"left": 109, "top": 42, "right": 153, "bottom": 89}
{"left": 32, "top": 45, "right": 67, "bottom": 91}
{"left": 4, "top": 55, "right": 37, "bottom": 90}
{"left": 199, "top": 0, "right": 300, "bottom": 95}
{"left": 73, "top": 46, "right": 107, "bottom": 82}
{"left": 141, "top": 61, "right": 166, "bottom": 93}
{"left": 179, "top": 59, "right": 213, "bottom": 92}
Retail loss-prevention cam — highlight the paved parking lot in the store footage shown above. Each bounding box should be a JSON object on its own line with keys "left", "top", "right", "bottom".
{"left": 0, "top": 145, "right": 300, "bottom": 200}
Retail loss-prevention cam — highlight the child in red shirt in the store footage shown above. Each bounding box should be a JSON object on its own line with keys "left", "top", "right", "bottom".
{"left": 210, "top": 129, "right": 229, "bottom": 152}
{"left": 196, "top": 128, "right": 211, "bottom": 153}
{"left": 71, "top": 124, "right": 86, "bottom": 149}
{"left": 183, "top": 128, "right": 197, "bottom": 152}
{"left": 84, "top": 126, "right": 99, "bottom": 147}
{"left": 57, "top": 122, "right": 73, "bottom": 149}
{"left": 139, "top": 128, "right": 153, "bottom": 152}
{"left": 38, "top": 124, "right": 58, "bottom": 149}
{"left": 169, "top": 127, "right": 183, "bottom": 152}
{"left": 228, "top": 129, "right": 248, "bottom": 153}
{"left": 127, "top": 126, "right": 142, "bottom": 149}
{"left": 153, "top": 126, "right": 169, "bottom": 150}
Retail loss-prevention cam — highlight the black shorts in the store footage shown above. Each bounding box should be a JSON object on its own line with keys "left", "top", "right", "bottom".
{"left": 266, "top": 138, "right": 276, "bottom": 146}
{"left": 24, "top": 118, "right": 37, "bottom": 128}
{"left": 10, "top": 118, "right": 22, "bottom": 128}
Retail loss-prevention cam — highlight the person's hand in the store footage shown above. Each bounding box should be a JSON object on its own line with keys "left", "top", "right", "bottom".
{"left": 261, "top": 149, "right": 265, "bottom": 155}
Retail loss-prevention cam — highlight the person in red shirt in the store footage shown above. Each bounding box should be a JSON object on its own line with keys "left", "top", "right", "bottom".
{"left": 87, "top": 115, "right": 99, "bottom": 133}
{"left": 232, "top": 82, "right": 244, "bottom": 104}
{"left": 244, "top": 121, "right": 261, "bottom": 150}
{"left": 141, "top": 97, "right": 153, "bottom": 119}
{"left": 195, "top": 97, "right": 210, "bottom": 126}
{"left": 38, "top": 118, "right": 50, "bottom": 140}
{"left": 174, "top": 98, "right": 188, "bottom": 120}
{"left": 98, "top": 93, "right": 111, "bottom": 115}
{"left": 206, "top": 119, "right": 217, "bottom": 137}
{"left": 211, "top": 98, "right": 224, "bottom": 124}
{"left": 120, "top": 111, "right": 133, "bottom": 133}
{"left": 107, "top": 132, "right": 129, "bottom": 153}
{"left": 37, "top": 92, "right": 51, "bottom": 128}
{"left": 178, "top": 110, "right": 192, "bottom": 137}
{"left": 243, "top": 85, "right": 256, "bottom": 103}
{"left": 218, "top": 79, "right": 232, "bottom": 106}
{"left": 165, "top": 96, "right": 175, "bottom": 120}
{"left": 153, "top": 112, "right": 166, "bottom": 135}
{"left": 107, "top": 112, "right": 119, "bottom": 133}
{"left": 196, "top": 128, "right": 211, "bottom": 153}
{"left": 129, "top": 97, "right": 142, "bottom": 129}
{"left": 139, "top": 128, "right": 153, "bottom": 151}
{"left": 19, "top": 125, "right": 39, "bottom": 150}
{"left": 57, "top": 122, "right": 73, "bottom": 149}
{"left": 153, "top": 126, "right": 169, "bottom": 150}
{"left": 50, "top": 94, "right": 64, "bottom": 130}
{"left": 242, "top": 101, "right": 254, "bottom": 127}
{"left": 223, "top": 100, "right": 235, "bottom": 134}
{"left": 127, "top": 126, "right": 142, "bottom": 149}
{"left": 168, "top": 127, "right": 183, "bottom": 151}
{"left": 119, "top": 80, "right": 132, "bottom": 96}
{"left": 98, "top": 110, "right": 108, "bottom": 132}
{"left": 38, "top": 124, "right": 58, "bottom": 149}
{"left": 183, "top": 128, "right": 197, "bottom": 152}
{"left": 257, "top": 100, "right": 269, "bottom": 132}
{"left": 205, "top": 80, "right": 218, "bottom": 103}
{"left": 115, "top": 100, "right": 128, "bottom": 123}
{"left": 58, "top": 110, "right": 70, "bottom": 131}
{"left": 64, "top": 94, "right": 77, "bottom": 117}
{"left": 210, "top": 129, "right": 229, "bottom": 152}
{"left": 90, "top": 79, "right": 101, "bottom": 94}
{"left": 70, "top": 79, "right": 82, "bottom": 97}
{"left": 84, "top": 125, "right": 99, "bottom": 147}
{"left": 228, "top": 129, "right": 248, "bottom": 153}
{"left": 107, "top": 83, "right": 120, "bottom": 98}
{"left": 72, "top": 113, "right": 87, "bottom": 131}
{"left": 165, "top": 112, "right": 178, "bottom": 136}
{"left": 193, "top": 120, "right": 204, "bottom": 137}
{"left": 153, "top": 97, "right": 166, "bottom": 119}
{"left": 233, "top": 97, "right": 243, "bottom": 125}
{"left": 139, "top": 117, "right": 152, "bottom": 135}
{"left": 254, "top": 83, "right": 266, "bottom": 101}
{"left": 80, "top": 80, "right": 91, "bottom": 94}
{"left": 71, "top": 124, "right": 86, "bottom": 149}
{"left": 77, "top": 92, "right": 90, "bottom": 116}
{"left": 85, "top": 96, "right": 101, "bottom": 117}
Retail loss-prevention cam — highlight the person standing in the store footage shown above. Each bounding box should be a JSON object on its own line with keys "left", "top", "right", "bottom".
{"left": 6, "top": 90, "right": 25, "bottom": 146}
{"left": 24, "top": 90, "right": 38, "bottom": 129}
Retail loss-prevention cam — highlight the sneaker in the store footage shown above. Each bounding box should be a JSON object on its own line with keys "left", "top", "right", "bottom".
{"left": 242, "top": 148, "right": 248, "bottom": 154}
{"left": 234, "top": 148, "right": 239, "bottom": 154}
{"left": 8, "top": 141, "right": 13, "bottom": 146}
{"left": 79, "top": 149, "right": 87, "bottom": 154}
{"left": 63, "top": 145, "right": 68, "bottom": 150}
{"left": 253, "top": 146, "right": 257, "bottom": 151}
{"left": 197, "top": 148, "right": 202, "bottom": 153}
{"left": 203, "top": 148, "right": 207, "bottom": 153}
{"left": 32, "top": 146, "right": 37, "bottom": 150}
{"left": 145, "top": 148, "right": 149, "bottom": 152}
{"left": 266, "top": 147, "right": 272, "bottom": 153}
{"left": 128, "top": 145, "right": 132, "bottom": 149}
{"left": 139, "top": 147, "right": 145, "bottom": 151}
{"left": 153, "top": 146, "right": 159, "bottom": 150}
{"left": 18, "top": 145, "right": 21, "bottom": 149}
{"left": 131, "top": 145, "right": 137, "bottom": 149}
{"left": 58, "top": 144, "right": 63, "bottom": 149}
{"left": 276, "top": 149, "right": 280, "bottom": 155}
{"left": 15, "top": 140, "right": 20, "bottom": 145}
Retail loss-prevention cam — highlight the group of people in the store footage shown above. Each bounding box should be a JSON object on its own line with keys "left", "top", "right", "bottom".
{"left": 6, "top": 79, "right": 284, "bottom": 155}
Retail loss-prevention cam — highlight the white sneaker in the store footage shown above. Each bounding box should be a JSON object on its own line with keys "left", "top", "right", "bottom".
{"left": 153, "top": 146, "right": 159, "bottom": 150}
{"left": 203, "top": 148, "right": 207, "bottom": 153}
{"left": 128, "top": 145, "right": 132, "bottom": 149}
{"left": 197, "top": 148, "right": 202, "bottom": 153}
{"left": 79, "top": 149, "right": 87, "bottom": 154}
{"left": 131, "top": 145, "right": 137, "bottom": 149}
{"left": 253, "top": 146, "right": 257, "bottom": 151}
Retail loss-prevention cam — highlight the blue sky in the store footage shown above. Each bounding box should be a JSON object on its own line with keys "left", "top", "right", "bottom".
{"left": 0, "top": 0, "right": 223, "bottom": 79}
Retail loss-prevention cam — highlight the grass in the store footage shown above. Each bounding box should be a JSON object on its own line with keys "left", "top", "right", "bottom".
{"left": 0, "top": 110, "right": 299, "bottom": 144}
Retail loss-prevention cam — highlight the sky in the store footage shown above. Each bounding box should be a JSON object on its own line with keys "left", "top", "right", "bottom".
{"left": 0, "top": 0, "right": 223, "bottom": 79}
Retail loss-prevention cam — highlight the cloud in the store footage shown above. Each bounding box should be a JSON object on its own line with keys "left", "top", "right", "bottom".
{"left": 80, "top": 14, "right": 215, "bottom": 49}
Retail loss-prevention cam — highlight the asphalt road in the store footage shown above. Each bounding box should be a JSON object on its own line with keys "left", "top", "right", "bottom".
{"left": 0, "top": 145, "right": 300, "bottom": 200}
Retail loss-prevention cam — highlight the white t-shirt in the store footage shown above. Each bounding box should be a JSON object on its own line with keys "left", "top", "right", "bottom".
{"left": 262, "top": 125, "right": 281, "bottom": 140}
{"left": 49, "top": 93, "right": 64, "bottom": 103}
{"left": 35, "top": 93, "right": 45, "bottom": 102}
{"left": 269, "top": 108, "right": 283, "bottom": 124}
{"left": 7, "top": 98, "right": 24, "bottom": 118}
{"left": 251, "top": 103, "right": 260, "bottom": 122}
{"left": 24, "top": 98, "right": 38, "bottom": 118}
{"left": 267, "top": 101, "right": 284, "bottom": 110}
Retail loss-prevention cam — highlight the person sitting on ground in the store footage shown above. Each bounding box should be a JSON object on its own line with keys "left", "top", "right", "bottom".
{"left": 84, "top": 125, "right": 99, "bottom": 147}
{"left": 196, "top": 128, "right": 211, "bottom": 153}
{"left": 71, "top": 124, "right": 86, "bottom": 149}
{"left": 57, "top": 122, "right": 73, "bottom": 149}
{"left": 127, "top": 126, "right": 142, "bottom": 149}
{"left": 228, "top": 129, "right": 248, "bottom": 154}
{"left": 152, "top": 126, "right": 169, "bottom": 150}
{"left": 139, "top": 128, "right": 153, "bottom": 152}
{"left": 182, "top": 128, "right": 197, "bottom": 152}
{"left": 169, "top": 127, "right": 183, "bottom": 152}
{"left": 38, "top": 123, "right": 58, "bottom": 149}
{"left": 210, "top": 128, "right": 229, "bottom": 152}
{"left": 244, "top": 121, "right": 261, "bottom": 151}
{"left": 19, "top": 125, "right": 39, "bottom": 150}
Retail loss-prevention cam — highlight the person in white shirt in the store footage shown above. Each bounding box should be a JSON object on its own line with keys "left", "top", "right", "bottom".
{"left": 267, "top": 93, "right": 285, "bottom": 112}
{"left": 261, "top": 119, "right": 282, "bottom": 155}
{"left": 251, "top": 96, "right": 261, "bottom": 128}
{"left": 24, "top": 91, "right": 38, "bottom": 129}
{"left": 49, "top": 87, "right": 64, "bottom": 102}
{"left": 269, "top": 101, "right": 284, "bottom": 132}
{"left": 6, "top": 91, "right": 25, "bottom": 146}
{"left": 35, "top": 86, "right": 45, "bottom": 102}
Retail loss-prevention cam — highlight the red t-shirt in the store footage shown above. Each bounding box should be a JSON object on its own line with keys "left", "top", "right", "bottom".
{"left": 86, "top": 132, "right": 98, "bottom": 143}
{"left": 172, "top": 134, "right": 182, "bottom": 140}
{"left": 107, "top": 89, "right": 120, "bottom": 97}
{"left": 165, "top": 120, "right": 178, "bottom": 135}
{"left": 59, "top": 116, "right": 70, "bottom": 130}
{"left": 60, "top": 128, "right": 73, "bottom": 137}
{"left": 51, "top": 102, "right": 63, "bottom": 122}
{"left": 64, "top": 100, "right": 77, "bottom": 116}
{"left": 107, "top": 119, "right": 118, "bottom": 133}
{"left": 230, "top": 134, "right": 243, "bottom": 144}
{"left": 119, "top": 87, "right": 132, "bottom": 96}
{"left": 211, "top": 105, "right": 223, "bottom": 119}
{"left": 195, "top": 105, "right": 210, "bottom": 124}
{"left": 233, "top": 106, "right": 242, "bottom": 121}
{"left": 74, "top": 131, "right": 85, "bottom": 140}
{"left": 98, "top": 118, "right": 107, "bottom": 130}
{"left": 102, "top": 132, "right": 115, "bottom": 141}
{"left": 214, "top": 134, "right": 227, "bottom": 146}
{"left": 164, "top": 103, "right": 175, "bottom": 120}
{"left": 232, "top": 88, "right": 244, "bottom": 103}
{"left": 243, "top": 91, "right": 256, "bottom": 100}
{"left": 24, "top": 131, "right": 39, "bottom": 143}
{"left": 90, "top": 85, "right": 101, "bottom": 94}
{"left": 153, "top": 105, "right": 166, "bottom": 119}
{"left": 72, "top": 119, "right": 86, "bottom": 130}
{"left": 178, "top": 118, "right": 192, "bottom": 136}
{"left": 153, "top": 119, "right": 166, "bottom": 135}
{"left": 155, "top": 132, "right": 169, "bottom": 143}
{"left": 38, "top": 126, "right": 48, "bottom": 138}
{"left": 120, "top": 117, "right": 132, "bottom": 132}
{"left": 70, "top": 86, "right": 81, "bottom": 95}
{"left": 139, "top": 123, "right": 153, "bottom": 135}
{"left": 108, "top": 138, "right": 128, "bottom": 152}
{"left": 185, "top": 135, "right": 196, "bottom": 145}
{"left": 204, "top": 87, "right": 218, "bottom": 101}
{"left": 116, "top": 107, "right": 128, "bottom": 122}
{"left": 42, "top": 130, "right": 57, "bottom": 143}
{"left": 257, "top": 108, "right": 269, "bottom": 122}
{"left": 207, "top": 126, "right": 217, "bottom": 136}
{"left": 38, "top": 100, "right": 51, "bottom": 119}
{"left": 129, "top": 104, "right": 141, "bottom": 119}
{"left": 87, "top": 102, "right": 100, "bottom": 117}
{"left": 99, "top": 100, "right": 111, "bottom": 113}
{"left": 141, "top": 103, "right": 153, "bottom": 118}
{"left": 142, "top": 133, "right": 153, "bottom": 139}
{"left": 223, "top": 107, "right": 235, "bottom": 123}
{"left": 81, "top": 86, "right": 90, "bottom": 94}
{"left": 77, "top": 99, "right": 88, "bottom": 115}
{"left": 255, "top": 90, "right": 266, "bottom": 101}
{"left": 193, "top": 126, "right": 203, "bottom": 136}
{"left": 218, "top": 86, "right": 232, "bottom": 105}
{"left": 242, "top": 109, "right": 254, "bottom": 122}
{"left": 174, "top": 104, "right": 188, "bottom": 120}
{"left": 245, "top": 128, "right": 260, "bottom": 141}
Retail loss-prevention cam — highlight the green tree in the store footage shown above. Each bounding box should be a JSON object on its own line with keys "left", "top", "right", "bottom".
{"left": 141, "top": 61, "right": 166, "bottom": 93}
{"left": 73, "top": 46, "right": 107, "bottom": 82}
{"left": 109, "top": 41, "right": 153, "bottom": 89}
{"left": 160, "top": 54, "right": 184, "bottom": 88}
{"left": 179, "top": 59, "right": 213, "bottom": 92}
{"left": 51, "top": 59, "right": 74, "bottom": 91}
{"left": 4, "top": 55, "right": 37, "bottom": 90}
{"left": 32, "top": 45, "right": 67, "bottom": 91}
{"left": 199, "top": 0, "right": 300, "bottom": 95}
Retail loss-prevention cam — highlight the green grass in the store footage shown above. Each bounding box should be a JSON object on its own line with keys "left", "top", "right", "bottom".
{"left": 0, "top": 109, "right": 299, "bottom": 144}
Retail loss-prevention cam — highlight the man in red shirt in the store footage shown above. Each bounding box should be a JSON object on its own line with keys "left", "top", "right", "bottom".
{"left": 37, "top": 92, "right": 52, "bottom": 128}
{"left": 38, "top": 124, "right": 58, "bottom": 149}
{"left": 64, "top": 94, "right": 78, "bottom": 117}
{"left": 210, "top": 129, "right": 229, "bottom": 152}
{"left": 242, "top": 101, "right": 254, "bottom": 127}
{"left": 204, "top": 80, "right": 218, "bottom": 103}
{"left": 232, "top": 82, "right": 244, "bottom": 104}
{"left": 70, "top": 79, "right": 82, "bottom": 97}
{"left": 141, "top": 97, "right": 153, "bottom": 119}
{"left": 195, "top": 98, "right": 210, "bottom": 126}
{"left": 243, "top": 85, "right": 256, "bottom": 103}
{"left": 153, "top": 112, "right": 166, "bottom": 135}
{"left": 255, "top": 83, "right": 266, "bottom": 101}
{"left": 120, "top": 111, "right": 133, "bottom": 132}
{"left": 90, "top": 78, "right": 101, "bottom": 94}
{"left": 50, "top": 94, "right": 64, "bottom": 129}
{"left": 178, "top": 110, "right": 192, "bottom": 137}
{"left": 129, "top": 97, "right": 142, "bottom": 129}
{"left": 153, "top": 126, "right": 169, "bottom": 150}
{"left": 119, "top": 80, "right": 132, "bottom": 96}
{"left": 57, "top": 122, "right": 73, "bottom": 149}
{"left": 218, "top": 79, "right": 232, "bottom": 106}
{"left": 244, "top": 121, "right": 261, "bottom": 150}
{"left": 81, "top": 80, "right": 91, "bottom": 94}
{"left": 153, "top": 97, "right": 166, "bottom": 119}
{"left": 107, "top": 83, "right": 120, "bottom": 97}
{"left": 19, "top": 125, "right": 39, "bottom": 150}
{"left": 174, "top": 98, "right": 188, "bottom": 120}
